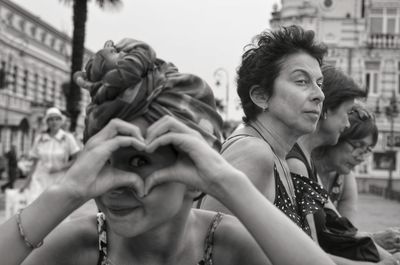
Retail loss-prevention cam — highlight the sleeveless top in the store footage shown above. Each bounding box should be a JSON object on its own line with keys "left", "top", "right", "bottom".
{"left": 327, "top": 173, "right": 345, "bottom": 207}
{"left": 222, "top": 135, "right": 327, "bottom": 237}
{"left": 287, "top": 143, "right": 343, "bottom": 206}
{"left": 97, "top": 212, "right": 223, "bottom": 265}
{"left": 288, "top": 143, "right": 380, "bottom": 262}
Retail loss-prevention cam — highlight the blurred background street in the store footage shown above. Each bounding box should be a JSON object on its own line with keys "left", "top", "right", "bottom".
{"left": 0, "top": 178, "right": 399, "bottom": 232}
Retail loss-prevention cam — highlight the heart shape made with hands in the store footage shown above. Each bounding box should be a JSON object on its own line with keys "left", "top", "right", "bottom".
{"left": 88, "top": 116, "right": 217, "bottom": 200}
{"left": 111, "top": 128, "right": 196, "bottom": 197}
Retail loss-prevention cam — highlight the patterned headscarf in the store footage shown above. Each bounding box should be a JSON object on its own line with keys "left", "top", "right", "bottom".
{"left": 74, "top": 39, "right": 222, "bottom": 149}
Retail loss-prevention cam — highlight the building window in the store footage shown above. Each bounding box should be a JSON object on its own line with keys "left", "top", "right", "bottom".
{"left": 22, "top": 69, "right": 28, "bottom": 96}
{"left": 369, "top": 7, "right": 399, "bottom": 34}
{"left": 50, "top": 38, "right": 55, "bottom": 48}
{"left": 43, "top": 77, "right": 47, "bottom": 101}
{"left": 6, "top": 12, "right": 14, "bottom": 26}
{"left": 30, "top": 26, "right": 36, "bottom": 37}
{"left": 398, "top": 62, "right": 400, "bottom": 94}
{"left": 41, "top": 32, "right": 47, "bottom": 43}
{"left": 51, "top": 80, "right": 56, "bottom": 99}
{"left": 19, "top": 19, "right": 26, "bottom": 31}
{"left": 12, "top": 65, "right": 18, "bottom": 93}
{"left": 0, "top": 61, "right": 6, "bottom": 89}
{"left": 33, "top": 73, "right": 39, "bottom": 101}
{"left": 364, "top": 61, "right": 380, "bottom": 95}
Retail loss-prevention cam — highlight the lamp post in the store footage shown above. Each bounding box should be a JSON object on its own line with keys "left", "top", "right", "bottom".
{"left": 375, "top": 91, "right": 399, "bottom": 198}
{"left": 213, "top": 68, "right": 230, "bottom": 120}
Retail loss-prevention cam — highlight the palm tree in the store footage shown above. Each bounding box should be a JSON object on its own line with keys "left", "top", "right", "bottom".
{"left": 62, "top": 0, "right": 122, "bottom": 132}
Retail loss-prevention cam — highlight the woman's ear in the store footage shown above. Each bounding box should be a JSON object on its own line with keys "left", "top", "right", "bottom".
{"left": 249, "top": 85, "right": 269, "bottom": 111}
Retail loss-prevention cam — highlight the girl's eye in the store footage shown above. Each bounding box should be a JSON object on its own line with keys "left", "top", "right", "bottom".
{"left": 130, "top": 156, "right": 148, "bottom": 168}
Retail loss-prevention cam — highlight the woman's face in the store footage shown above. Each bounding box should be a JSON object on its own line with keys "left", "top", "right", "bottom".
{"left": 95, "top": 118, "right": 188, "bottom": 237}
{"left": 319, "top": 99, "right": 354, "bottom": 146}
{"left": 267, "top": 52, "right": 324, "bottom": 135}
{"left": 46, "top": 116, "right": 63, "bottom": 132}
{"left": 326, "top": 134, "right": 374, "bottom": 175}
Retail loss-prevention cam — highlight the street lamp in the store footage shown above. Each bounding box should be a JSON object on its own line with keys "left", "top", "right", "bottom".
{"left": 375, "top": 91, "right": 399, "bottom": 198}
{"left": 213, "top": 68, "right": 230, "bottom": 120}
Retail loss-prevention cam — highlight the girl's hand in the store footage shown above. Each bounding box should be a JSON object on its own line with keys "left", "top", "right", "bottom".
{"left": 62, "top": 119, "right": 146, "bottom": 202}
{"left": 143, "top": 116, "right": 241, "bottom": 197}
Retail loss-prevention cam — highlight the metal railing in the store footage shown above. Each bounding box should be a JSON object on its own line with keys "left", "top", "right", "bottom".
{"left": 369, "top": 184, "right": 400, "bottom": 201}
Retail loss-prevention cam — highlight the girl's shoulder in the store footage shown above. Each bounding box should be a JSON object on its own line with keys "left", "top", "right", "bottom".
{"left": 192, "top": 209, "right": 271, "bottom": 265}
{"left": 23, "top": 215, "right": 99, "bottom": 265}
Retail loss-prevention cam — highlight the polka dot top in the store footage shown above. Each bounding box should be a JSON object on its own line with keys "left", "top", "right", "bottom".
{"left": 274, "top": 165, "right": 328, "bottom": 236}
{"left": 221, "top": 134, "right": 327, "bottom": 237}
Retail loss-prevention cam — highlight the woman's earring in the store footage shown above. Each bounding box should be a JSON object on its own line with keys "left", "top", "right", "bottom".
{"left": 321, "top": 112, "right": 327, "bottom": 120}
{"left": 262, "top": 104, "right": 268, "bottom": 112}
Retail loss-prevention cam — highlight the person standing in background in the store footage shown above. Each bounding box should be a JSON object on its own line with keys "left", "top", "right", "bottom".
{"left": 1, "top": 145, "right": 18, "bottom": 191}
{"left": 21, "top": 107, "right": 81, "bottom": 203}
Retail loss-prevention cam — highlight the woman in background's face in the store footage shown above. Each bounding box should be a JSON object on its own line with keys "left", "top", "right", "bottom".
{"left": 325, "top": 133, "right": 374, "bottom": 175}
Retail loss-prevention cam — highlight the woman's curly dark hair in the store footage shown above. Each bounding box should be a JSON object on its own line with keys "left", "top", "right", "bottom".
{"left": 237, "top": 25, "right": 327, "bottom": 122}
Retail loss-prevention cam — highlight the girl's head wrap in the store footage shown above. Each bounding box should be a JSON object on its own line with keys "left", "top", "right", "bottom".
{"left": 74, "top": 39, "right": 223, "bottom": 149}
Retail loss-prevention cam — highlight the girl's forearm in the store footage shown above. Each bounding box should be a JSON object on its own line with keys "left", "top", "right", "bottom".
{"left": 0, "top": 185, "right": 85, "bottom": 265}
{"left": 216, "top": 170, "right": 335, "bottom": 265}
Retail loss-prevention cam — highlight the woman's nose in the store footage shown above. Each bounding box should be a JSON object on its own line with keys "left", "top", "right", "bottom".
{"left": 312, "top": 83, "right": 325, "bottom": 104}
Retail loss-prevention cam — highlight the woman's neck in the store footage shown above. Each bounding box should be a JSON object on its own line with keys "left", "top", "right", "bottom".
{"left": 48, "top": 128, "right": 59, "bottom": 136}
{"left": 314, "top": 155, "right": 336, "bottom": 178}
{"left": 249, "top": 117, "right": 295, "bottom": 159}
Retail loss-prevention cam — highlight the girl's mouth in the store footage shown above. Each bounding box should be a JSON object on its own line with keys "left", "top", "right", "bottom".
{"left": 107, "top": 205, "right": 140, "bottom": 217}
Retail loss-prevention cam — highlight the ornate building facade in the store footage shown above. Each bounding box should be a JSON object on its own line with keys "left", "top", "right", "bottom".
{"left": 270, "top": 0, "right": 400, "bottom": 192}
{"left": 0, "top": 0, "right": 92, "bottom": 156}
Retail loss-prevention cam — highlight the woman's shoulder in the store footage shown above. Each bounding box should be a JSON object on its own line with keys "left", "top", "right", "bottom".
{"left": 223, "top": 133, "right": 274, "bottom": 165}
{"left": 23, "top": 215, "right": 99, "bottom": 265}
{"left": 192, "top": 209, "right": 271, "bottom": 265}
{"left": 287, "top": 157, "right": 309, "bottom": 178}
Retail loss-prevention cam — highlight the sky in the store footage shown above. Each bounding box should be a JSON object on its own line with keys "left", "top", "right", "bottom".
{"left": 12, "top": 0, "right": 276, "bottom": 120}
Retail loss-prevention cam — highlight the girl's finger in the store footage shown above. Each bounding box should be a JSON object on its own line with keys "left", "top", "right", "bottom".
{"left": 144, "top": 167, "right": 173, "bottom": 196}
{"left": 145, "top": 133, "right": 194, "bottom": 154}
{"left": 144, "top": 165, "right": 194, "bottom": 196}
{"left": 146, "top": 116, "right": 201, "bottom": 144}
{"left": 86, "top": 119, "right": 145, "bottom": 149}
{"left": 99, "top": 135, "right": 146, "bottom": 155}
{"left": 100, "top": 166, "right": 145, "bottom": 197}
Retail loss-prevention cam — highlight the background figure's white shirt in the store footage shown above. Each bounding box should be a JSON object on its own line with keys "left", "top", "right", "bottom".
{"left": 27, "top": 129, "right": 80, "bottom": 203}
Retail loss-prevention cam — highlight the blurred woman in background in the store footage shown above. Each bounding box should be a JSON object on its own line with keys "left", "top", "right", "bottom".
{"left": 22, "top": 107, "right": 81, "bottom": 203}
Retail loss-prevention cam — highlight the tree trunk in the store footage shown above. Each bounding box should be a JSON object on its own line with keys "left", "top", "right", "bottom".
{"left": 67, "top": 0, "right": 88, "bottom": 132}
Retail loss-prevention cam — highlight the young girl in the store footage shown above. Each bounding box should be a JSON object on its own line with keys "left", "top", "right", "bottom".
{"left": 0, "top": 38, "right": 334, "bottom": 265}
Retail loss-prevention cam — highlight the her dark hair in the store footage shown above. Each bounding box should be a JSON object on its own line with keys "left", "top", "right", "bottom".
{"left": 237, "top": 25, "right": 327, "bottom": 122}
{"left": 321, "top": 65, "right": 366, "bottom": 114}
{"left": 338, "top": 105, "right": 378, "bottom": 146}
{"left": 313, "top": 105, "right": 378, "bottom": 158}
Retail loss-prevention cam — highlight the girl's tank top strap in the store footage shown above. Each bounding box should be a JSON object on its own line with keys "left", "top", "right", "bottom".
{"left": 97, "top": 212, "right": 108, "bottom": 265}
{"left": 198, "top": 212, "right": 224, "bottom": 265}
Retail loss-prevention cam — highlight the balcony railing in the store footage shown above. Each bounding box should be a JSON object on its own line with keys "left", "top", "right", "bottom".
{"left": 367, "top": 33, "right": 400, "bottom": 49}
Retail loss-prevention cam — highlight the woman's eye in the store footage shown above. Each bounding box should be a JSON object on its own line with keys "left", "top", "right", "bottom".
{"left": 296, "top": 80, "right": 307, "bottom": 85}
{"left": 130, "top": 156, "right": 148, "bottom": 168}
